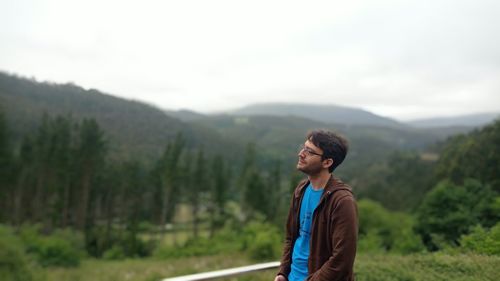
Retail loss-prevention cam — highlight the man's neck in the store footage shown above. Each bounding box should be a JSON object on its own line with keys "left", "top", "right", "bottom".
{"left": 308, "top": 170, "right": 331, "bottom": 190}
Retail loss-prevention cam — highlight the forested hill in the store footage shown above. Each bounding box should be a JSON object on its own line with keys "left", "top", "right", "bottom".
{"left": 1, "top": 71, "right": 478, "bottom": 168}
{"left": 407, "top": 113, "right": 500, "bottom": 128}
{"left": 0, "top": 72, "right": 238, "bottom": 162}
{"left": 190, "top": 114, "right": 471, "bottom": 180}
{"left": 230, "top": 102, "right": 404, "bottom": 128}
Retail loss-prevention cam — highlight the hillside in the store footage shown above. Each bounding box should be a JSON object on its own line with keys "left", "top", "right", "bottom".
{"left": 407, "top": 113, "right": 500, "bottom": 128}
{"left": 191, "top": 114, "right": 462, "bottom": 181}
{"left": 0, "top": 71, "right": 478, "bottom": 174}
{"left": 230, "top": 102, "right": 404, "bottom": 128}
{"left": 0, "top": 72, "right": 239, "bottom": 162}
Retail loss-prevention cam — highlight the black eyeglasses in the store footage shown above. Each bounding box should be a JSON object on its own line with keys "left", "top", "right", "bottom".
{"left": 298, "top": 144, "right": 323, "bottom": 157}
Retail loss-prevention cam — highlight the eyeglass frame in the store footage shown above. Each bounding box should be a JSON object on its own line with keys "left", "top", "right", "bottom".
{"left": 298, "top": 144, "right": 323, "bottom": 157}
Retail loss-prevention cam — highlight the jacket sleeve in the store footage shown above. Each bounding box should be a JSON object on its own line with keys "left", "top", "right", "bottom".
{"left": 307, "top": 196, "right": 358, "bottom": 281}
{"left": 277, "top": 194, "right": 296, "bottom": 279}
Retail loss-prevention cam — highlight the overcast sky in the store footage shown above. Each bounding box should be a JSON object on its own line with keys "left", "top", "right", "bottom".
{"left": 1, "top": 0, "right": 499, "bottom": 120}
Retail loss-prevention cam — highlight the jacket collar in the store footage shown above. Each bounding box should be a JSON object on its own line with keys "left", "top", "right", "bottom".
{"left": 294, "top": 174, "right": 352, "bottom": 198}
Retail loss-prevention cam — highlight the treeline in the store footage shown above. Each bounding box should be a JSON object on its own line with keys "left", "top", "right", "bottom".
{"left": 356, "top": 118, "right": 500, "bottom": 254}
{"left": 0, "top": 110, "right": 290, "bottom": 258}
{"left": 415, "top": 119, "right": 500, "bottom": 250}
{"left": 1, "top": 106, "right": 499, "bottom": 262}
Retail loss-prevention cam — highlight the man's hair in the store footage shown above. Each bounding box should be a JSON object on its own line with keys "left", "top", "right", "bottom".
{"left": 307, "top": 129, "right": 349, "bottom": 173}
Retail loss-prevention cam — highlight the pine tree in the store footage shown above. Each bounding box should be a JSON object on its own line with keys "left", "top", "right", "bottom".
{"left": 47, "top": 116, "right": 73, "bottom": 229}
{"left": 210, "top": 154, "right": 229, "bottom": 236}
{"left": 240, "top": 143, "right": 270, "bottom": 220}
{"left": 12, "top": 136, "right": 35, "bottom": 225}
{"left": 189, "top": 148, "right": 207, "bottom": 238}
{"left": 158, "top": 133, "right": 185, "bottom": 235}
{"left": 32, "top": 114, "right": 51, "bottom": 224}
{"left": 268, "top": 159, "right": 282, "bottom": 223}
{"left": 75, "top": 118, "right": 107, "bottom": 230}
{"left": 0, "top": 108, "right": 12, "bottom": 221}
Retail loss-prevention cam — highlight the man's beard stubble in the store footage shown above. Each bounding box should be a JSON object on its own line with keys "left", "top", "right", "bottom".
{"left": 297, "top": 160, "right": 323, "bottom": 176}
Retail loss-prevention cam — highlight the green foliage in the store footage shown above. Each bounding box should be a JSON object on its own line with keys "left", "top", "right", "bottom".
{"left": 415, "top": 179, "right": 497, "bottom": 250}
{"left": 35, "top": 236, "right": 81, "bottom": 267}
{"left": 357, "top": 151, "right": 435, "bottom": 211}
{"left": 38, "top": 252, "right": 500, "bottom": 281}
{"left": 154, "top": 219, "right": 281, "bottom": 261}
{"left": 84, "top": 225, "right": 155, "bottom": 259}
{"left": 243, "top": 220, "right": 282, "bottom": 260}
{"left": 0, "top": 225, "right": 35, "bottom": 281}
{"left": 358, "top": 200, "right": 424, "bottom": 254}
{"left": 153, "top": 228, "right": 240, "bottom": 259}
{"left": 436, "top": 119, "right": 500, "bottom": 192}
{"left": 354, "top": 253, "right": 500, "bottom": 281}
{"left": 460, "top": 223, "right": 500, "bottom": 255}
{"left": 210, "top": 154, "right": 230, "bottom": 231}
{"left": 102, "top": 245, "right": 126, "bottom": 260}
{"left": 0, "top": 71, "right": 227, "bottom": 162}
{"left": 18, "top": 225, "right": 84, "bottom": 267}
{"left": 156, "top": 133, "right": 186, "bottom": 225}
{"left": 240, "top": 143, "right": 276, "bottom": 221}
{"left": 357, "top": 230, "right": 384, "bottom": 253}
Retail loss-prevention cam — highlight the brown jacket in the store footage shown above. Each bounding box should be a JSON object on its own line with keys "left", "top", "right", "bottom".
{"left": 277, "top": 175, "right": 358, "bottom": 281}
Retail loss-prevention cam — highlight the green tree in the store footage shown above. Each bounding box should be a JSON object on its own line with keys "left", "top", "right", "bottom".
{"left": 415, "top": 179, "right": 496, "bottom": 250}
{"left": 460, "top": 222, "right": 500, "bottom": 255}
{"left": 210, "top": 154, "right": 229, "bottom": 236}
{"left": 12, "top": 136, "right": 36, "bottom": 225}
{"left": 357, "top": 151, "right": 435, "bottom": 211}
{"left": 268, "top": 160, "right": 282, "bottom": 224}
{"left": 119, "top": 161, "right": 148, "bottom": 257}
{"left": 14, "top": 114, "right": 76, "bottom": 229}
{"left": 0, "top": 108, "right": 13, "bottom": 222}
{"left": 31, "top": 114, "right": 51, "bottom": 224}
{"left": 158, "top": 133, "right": 185, "bottom": 233}
{"left": 75, "top": 119, "right": 107, "bottom": 231}
{"left": 358, "top": 199, "right": 424, "bottom": 253}
{"left": 436, "top": 119, "right": 500, "bottom": 192}
{"left": 189, "top": 148, "right": 207, "bottom": 238}
{"left": 47, "top": 116, "right": 73, "bottom": 229}
{"left": 240, "top": 143, "right": 271, "bottom": 220}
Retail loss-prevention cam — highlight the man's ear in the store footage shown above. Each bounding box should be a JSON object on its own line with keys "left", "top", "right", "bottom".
{"left": 323, "top": 158, "right": 334, "bottom": 170}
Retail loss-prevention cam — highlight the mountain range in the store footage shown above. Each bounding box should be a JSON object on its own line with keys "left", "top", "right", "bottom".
{"left": 1, "top": 71, "right": 495, "bottom": 169}
{"left": 167, "top": 103, "right": 498, "bottom": 129}
{"left": 228, "top": 103, "right": 404, "bottom": 128}
{"left": 407, "top": 113, "right": 499, "bottom": 128}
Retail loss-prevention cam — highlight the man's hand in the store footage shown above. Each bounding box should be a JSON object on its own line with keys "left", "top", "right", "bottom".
{"left": 274, "top": 274, "right": 287, "bottom": 281}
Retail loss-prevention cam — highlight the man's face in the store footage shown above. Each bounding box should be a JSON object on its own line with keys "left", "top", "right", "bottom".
{"left": 297, "top": 140, "right": 325, "bottom": 175}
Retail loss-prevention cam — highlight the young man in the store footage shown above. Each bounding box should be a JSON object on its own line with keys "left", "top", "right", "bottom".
{"left": 275, "top": 130, "right": 358, "bottom": 281}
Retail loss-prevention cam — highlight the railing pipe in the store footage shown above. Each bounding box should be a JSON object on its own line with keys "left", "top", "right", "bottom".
{"left": 162, "top": 261, "right": 280, "bottom": 281}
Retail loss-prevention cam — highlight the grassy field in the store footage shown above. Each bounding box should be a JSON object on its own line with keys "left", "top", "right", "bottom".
{"left": 40, "top": 253, "right": 500, "bottom": 281}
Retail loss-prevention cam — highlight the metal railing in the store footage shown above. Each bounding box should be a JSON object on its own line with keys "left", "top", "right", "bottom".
{"left": 162, "top": 261, "right": 280, "bottom": 281}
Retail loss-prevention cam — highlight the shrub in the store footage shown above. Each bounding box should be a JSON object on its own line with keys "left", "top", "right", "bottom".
{"left": 19, "top": 224, "right": 83, "bottom": 267}
{"left": 243, "top": 221, "right": 281, "bottom": 260}
{"left": 0, "top": 225, "right": 34, "bottom": 281}
{"left": 247, "top": 231, "right": 280, "bottom": 260}
{"left": 357, "top": 230, "right": 384, "bottom": 253}
{"left": 35, "top": 237, "right": 81, "bottom": 267}
{"left": 154, "top": 227, "right": 241, "bottom": 259}
{"left": 415, "top": 179, "right": 496, "bottom": 250}
{"left": 85, "top": 225, "right": 155, "bottom": 258}
{"left": 103, "top": 245, "right": 126, "bottom": 260}
{"left": 460, "top": 223, "right": 500, "bottom": 255}
{"left": 358, "top": 199, "right": 424, "bottom": 254}
{"left": 154, "top": 219, "right": 281, "bottom": 260}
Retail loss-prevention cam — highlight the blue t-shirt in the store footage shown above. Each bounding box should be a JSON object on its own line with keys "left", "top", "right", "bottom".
{"left": 288, "top": 183, "right": 323, "bottom": 281}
